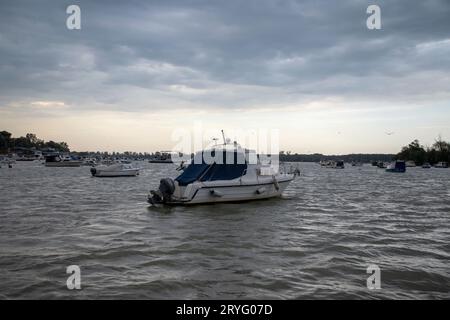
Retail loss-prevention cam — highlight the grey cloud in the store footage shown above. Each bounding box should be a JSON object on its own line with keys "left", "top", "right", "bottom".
{"left": 0, "top": 0, "right": 449, "bottom": 113}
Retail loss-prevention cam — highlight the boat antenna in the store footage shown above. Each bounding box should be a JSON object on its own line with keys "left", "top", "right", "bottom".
{"left": 221, "top": 130, "right": 227, "bottom": 145}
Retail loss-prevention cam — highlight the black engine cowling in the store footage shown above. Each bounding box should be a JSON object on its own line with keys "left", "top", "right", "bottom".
{"left": 148, "top": 178, "right": 175, "bottom": 204}
{"left": 159, "top": 178, "right": 175, "bottom": 197}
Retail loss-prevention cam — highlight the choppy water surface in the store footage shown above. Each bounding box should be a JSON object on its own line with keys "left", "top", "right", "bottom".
{"left": 0, "top": 162, "right": 449, "bottom": 299}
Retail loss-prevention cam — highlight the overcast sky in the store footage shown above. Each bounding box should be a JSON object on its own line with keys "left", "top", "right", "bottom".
{"left": 1, "top": 0, "right": 449, "bottom": 153}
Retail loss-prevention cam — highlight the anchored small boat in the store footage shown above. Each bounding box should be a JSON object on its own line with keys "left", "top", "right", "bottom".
{"left": 149, "top": 152, "right": 173, "bottom": 163}
{"left": 434, "top": 162, "right": 449, "bottom": 168}
{"left": 0, "top": 156, "right": 15, "bottom": 168}
{"left": 406, "top": 161, "right": 417, "bottom": 167}
{"left": 377, "top": 161, "right": 387, "bottom": 169}
{"left": 90, "top": 163, "right": 139, "bottom": 177}
{"left": 148, "top": 142, "right": 297, "bottom": 205}
{"left": 82, "top": 158, "right": 97, "bottom": 166}
{"left": 422, "top": 162, "right": 432, "bottom": 169}
{"left": 320, "top": 160, "right": 345, "bottom": 169}
{"left": 44, "top": 154, "right": 82, "bottom": 167}
{"left": 386, "top": 160, "right": 406, "bottom": 173}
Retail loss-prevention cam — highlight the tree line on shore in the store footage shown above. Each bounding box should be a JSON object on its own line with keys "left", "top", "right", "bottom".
{"left": 279, "top": 152, "right": 394, "bottom": 163}
{"left": 394, "top": 137, "right": 450, "bottom": 165}
{"left": 2, "top": 130, "right": 448, "bottom": 165}
{"left": 0, "top": 131, "right": 70, "bottom": 153}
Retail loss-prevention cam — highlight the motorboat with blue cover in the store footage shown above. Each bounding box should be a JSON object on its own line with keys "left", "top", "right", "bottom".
{"left": 148, "top": 144, "right": 296, "bottom": 205}
{"left": 386, "top": 160, "right": 406, "bottom": 173}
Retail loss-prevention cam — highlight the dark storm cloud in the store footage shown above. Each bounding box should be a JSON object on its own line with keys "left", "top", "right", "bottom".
{"left": 0, "top": 0, "right": 449, "bottom": 112}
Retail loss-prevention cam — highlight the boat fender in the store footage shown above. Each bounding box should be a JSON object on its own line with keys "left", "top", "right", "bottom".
{"left": 272, "top": 176, "right": 280, "bottom": 191}
{"left": 210, "top": 189, "right": 223, "bottom": 197}
{"left": 256, "top": 187, "right": 266, "bottom": 194}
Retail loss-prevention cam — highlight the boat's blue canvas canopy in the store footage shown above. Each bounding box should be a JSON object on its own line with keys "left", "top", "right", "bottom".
{"left": 175, "top": 163, "right": 209, "bottom": 186}
{"left": 175, "top": 150, "right": 248, "bottom": 186}
{"left": 200, "top": 162, "right": 247, "bottom": 182}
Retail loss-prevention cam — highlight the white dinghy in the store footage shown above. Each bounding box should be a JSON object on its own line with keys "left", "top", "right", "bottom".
{"left": 148, "top": 142, "right": 297, "bottom": 205}
{"left": 91, "top": 163, "right": 139, "bottom": 177}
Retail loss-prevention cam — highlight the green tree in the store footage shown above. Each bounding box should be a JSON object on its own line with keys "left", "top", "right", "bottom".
{"left": 433, "top": 136, "right": 450, "bottom": 163}
{"left": 396, "top": 140, "right": 427, "bottom": 165}
{"left": 0, "top": 131, "right": 12, "bottom": 151}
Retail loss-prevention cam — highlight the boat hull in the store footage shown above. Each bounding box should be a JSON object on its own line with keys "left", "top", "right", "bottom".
{"left": 45, "top": 161, "right": 82, "bottom": 167}
{"left": 386, "top": 168, "right": 406, "bottom": 173}
{"left": 161, "top": 179, "right": 293, "bottom": 205}
{"left": 91, "top": 169, "right": 139, "bottom": 177}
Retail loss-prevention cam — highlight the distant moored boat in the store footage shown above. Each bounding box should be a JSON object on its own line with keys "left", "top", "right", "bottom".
{"left": 386, "top": 160, "right": 406, "bottom": 173}
{"left": 148, "top": 152, "right": 173, "bottom": 163}
{"left": 434, "top": 162, "right": 449, "bottom": 168}
{"left": 44, "top": 155, "right": 82, "bottom": 167}
{"left": 90, "top": 163, "right": 139, "bottom": 177}
{"left": 406, "top": 161, "right": 417, "bottom": 167}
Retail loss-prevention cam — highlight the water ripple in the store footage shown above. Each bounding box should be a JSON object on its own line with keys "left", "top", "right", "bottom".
{"left": 0, "top": 162, "right": 449, "bottom": 299}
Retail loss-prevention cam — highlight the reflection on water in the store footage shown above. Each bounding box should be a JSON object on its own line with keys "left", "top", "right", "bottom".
{"left": 0, "top": 162, "right": 449, "bottom": 299}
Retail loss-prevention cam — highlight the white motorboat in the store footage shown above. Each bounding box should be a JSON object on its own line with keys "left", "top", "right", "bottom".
{"left": 82, "top": 158, "right": 97, "bottom": 166}
{"left": 90, "top": 163, "right": 140, "bottom": 177}
{"left": 148, "top": 151, "right": 174, "bottom": 163}
{"left": 377, "top": 161, "right": 388, "bottom": 169}
{"left": 422, "top": 162, "right": 432, "bottom": 169}
{"left": 320, "top": 160, "right": 345, "bottom": 169}
{"left": 386, "top": 160, "right": 406, "bottom": 173}
{"left": 0, "top": 156, "right": 15, "bottom": 168}
{"left": 434, "top": 162, "right": 449, "bottom": 168}
{"left": 406, "top": 161, "right": 417, "bottom": 167}
{"left": 319, "top": 160, "right": 330, "bottom": 167}
{"left": 148, "top": 143, "right": 297, "bottom": 205}
{"left": 326, "top": 160, "right": 345, "bottom": 169}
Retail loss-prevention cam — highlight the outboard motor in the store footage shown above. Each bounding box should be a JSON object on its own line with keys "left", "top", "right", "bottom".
{"left": 90, "top": 167, "right": 97, "bottom": 176}
{"left": 148, "top": 178, "right": 175, "bottom": 204}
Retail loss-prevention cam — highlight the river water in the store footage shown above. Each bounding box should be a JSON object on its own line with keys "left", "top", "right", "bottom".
{"left": 0, "top": 161, "right": 449, "bottom": 299}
